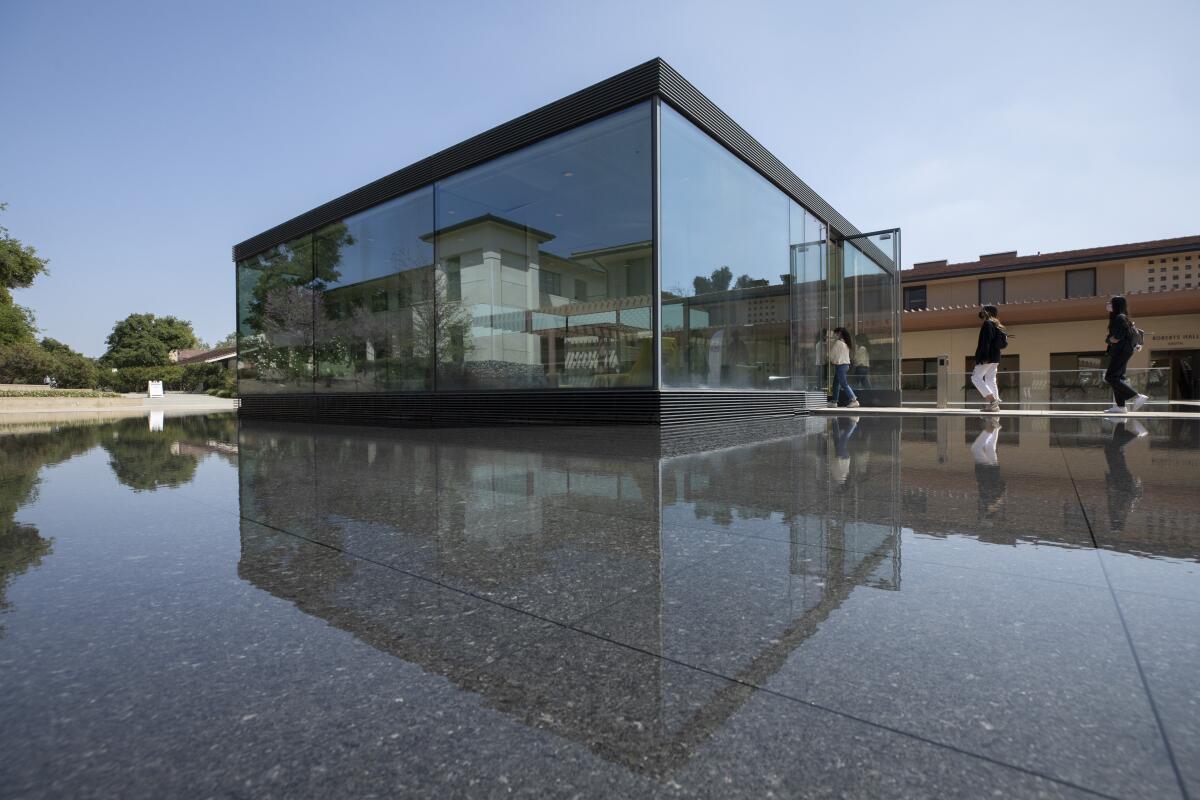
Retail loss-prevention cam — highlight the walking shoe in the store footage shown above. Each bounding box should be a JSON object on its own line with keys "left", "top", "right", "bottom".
{"left": 1130, "top": 394, "right": 1149, "bottom": 412}
{"left": 1125, "top": 419, "right": 1149, "bottom": 437}
{"left": 847, "top": 400, "right": 861, "bottom": 408}
{"left": 986, "top": 400, "right": 1001, "bottom": 413}
{"left": 1104, "top": 405, "right": 1128, "bottom": 414}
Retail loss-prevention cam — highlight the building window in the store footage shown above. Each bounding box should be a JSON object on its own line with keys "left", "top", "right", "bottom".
{"left": 901, "top": 357, "right": 939, "bottom": 391}
{"left": 370, "top": 290, "right": 389, "bottom": 313}
{"left": 573, "top": 278, "right": 588, "bottom": 301}
{"left": 1065, "top": 267, "right": 1096, "bottom": 298}
{"left": 904, "top": 285, "right": 927, "bottom": 310}
{"left": 445, "top": 256, "right": 462, "bottom": 301}
{"left": 539, "top": 269, "right": 562, "bottom": 296}
{"left": 1148, "top": 259, "right": 1155, "bottom": 264}
{"left": 979, "top": 277, "right": 1005, "bottom": 306}
{"left": 1161, "top": 267, "right": 1167, "bottom": 272}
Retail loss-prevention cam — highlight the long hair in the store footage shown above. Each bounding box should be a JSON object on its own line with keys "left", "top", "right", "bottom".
{"left": 981, "top": 304, "right": 1005, "bottom": 329}
{"left": 833, "top": 327, "right": 853, "bottom": 347}
{"left": 1109, "top": 295, "right": 1128, "bottom": 317}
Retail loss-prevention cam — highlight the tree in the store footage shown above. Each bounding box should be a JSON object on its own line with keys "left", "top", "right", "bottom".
{"left": 0, "top": 304, "right": 37, "bottom": 346}
{"left": 0, "top": 341, "right": 53, "bottom": 384}
{"left": 693, "top": 266, "right": 733, "bottom": 296}
{"left": 40, "top": 338, "right": 99, "bottom": 388}
{"left": 0, "top": 203, "right": 50, "bottom": 306}
{"left": 212, "top": 332, "right": 237, "bottom": 349}
{"left": 101, "top": 313, "right": 200, "bottom": 368}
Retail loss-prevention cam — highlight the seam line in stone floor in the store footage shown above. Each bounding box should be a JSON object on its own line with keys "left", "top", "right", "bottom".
{"left": 1053, "top": 434, "right": 1191, "bottom": 800}
{"left": 243, "top": 513, "right": 1120, "bottom": 800}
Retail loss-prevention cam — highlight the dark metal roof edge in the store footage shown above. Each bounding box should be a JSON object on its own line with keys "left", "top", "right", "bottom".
{"left": 901, "top": 240, "right": 1200, "bottom": 283}
{"left": 233, "top": 58, "right": 867, "bottom": 262}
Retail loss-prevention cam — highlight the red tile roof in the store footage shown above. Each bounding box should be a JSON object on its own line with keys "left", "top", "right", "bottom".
{"left": 903, "top": 234, "right": 1200, "bottom": 282}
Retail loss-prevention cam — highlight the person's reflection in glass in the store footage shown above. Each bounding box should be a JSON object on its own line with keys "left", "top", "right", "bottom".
{"left": 971, "top": 418, "right": 1007, "bottom": 523}
{"left": 1103, "top": 418, "right": 1147, "bottom": 532}
{"left": 830, "top": 415, "right": 859, "bottom": 487}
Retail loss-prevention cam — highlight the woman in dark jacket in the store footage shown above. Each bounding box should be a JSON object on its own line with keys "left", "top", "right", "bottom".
{"left": 971, "top": 305, "right": 1005, "bottom": 412}
{"left": 1103, "top": 295, "right": 1148, "bottom": 414}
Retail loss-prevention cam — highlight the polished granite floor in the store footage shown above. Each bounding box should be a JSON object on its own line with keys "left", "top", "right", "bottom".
{"left": 1, "top": 412, "right": 1197, "bottom": 798}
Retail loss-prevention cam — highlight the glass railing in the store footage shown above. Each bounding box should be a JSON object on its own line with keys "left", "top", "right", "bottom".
{"left": 902, "top": 368, "right": 1172, "bottom": 409}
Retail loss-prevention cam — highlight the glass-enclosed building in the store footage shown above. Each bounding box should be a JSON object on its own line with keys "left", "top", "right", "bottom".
{"left": 235, "top": 59, "right": 901, "bottom": 425}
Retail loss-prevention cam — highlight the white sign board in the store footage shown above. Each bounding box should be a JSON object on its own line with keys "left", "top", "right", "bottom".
{"left": 147, "top": 380, "right": 164, "bottom": 398}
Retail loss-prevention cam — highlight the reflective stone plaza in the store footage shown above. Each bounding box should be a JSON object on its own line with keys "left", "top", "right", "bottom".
{"left": 1, "top": 412, "right": 1196, "bottom": 797}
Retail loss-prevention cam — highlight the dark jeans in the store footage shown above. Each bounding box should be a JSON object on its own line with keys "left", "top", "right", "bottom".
{"left": 832, "top": 364, "right": 856, "bottom": 405}
{"left": 852, "top": 365, "right": 871, "bottom": 389}
{"left": 1105, "top": 347, "right": 1138, "bottom": 406}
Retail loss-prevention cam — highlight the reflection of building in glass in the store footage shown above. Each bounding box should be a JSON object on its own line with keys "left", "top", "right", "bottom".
{"left": 235, "top": 59, "right": 901, "bottom": 425}
{"left": 236, "top": 418, "right": 902, "bottom": 777}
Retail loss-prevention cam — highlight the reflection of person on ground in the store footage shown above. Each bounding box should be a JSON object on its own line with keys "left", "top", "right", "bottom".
{"left": 971, "top": 305, "right": 1005, "bottom": 413}
{"left": 828, "top": 328, "right": 860, "bottom": 408}
{"left": 852, "top": 335, "right": 871, "bottom": 389}
{"left": 971, "top": 418, "right": 1007, "bottom": 523}
{"left": 830, "top": 415, "right": 859, "bottom": 486}
{"left": 1103, "top": 295, "right": 1149, "bottom": 415}
{"left": 1103, "top": 418, "right": 1147, "bottom": 532}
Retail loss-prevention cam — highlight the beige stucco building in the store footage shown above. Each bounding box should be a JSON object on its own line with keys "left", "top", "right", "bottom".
{"left": 900, "top": 235, "right": 1200, "bottom": 405}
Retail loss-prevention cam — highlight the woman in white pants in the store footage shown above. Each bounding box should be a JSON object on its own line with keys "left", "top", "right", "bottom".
{"left": 971, "top": 305, "right": 1006, "bottom": 412}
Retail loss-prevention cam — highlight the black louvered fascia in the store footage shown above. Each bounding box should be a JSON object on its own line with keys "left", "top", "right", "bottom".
{"left": 237, "top": 389, "right": 822, "bottom": 428}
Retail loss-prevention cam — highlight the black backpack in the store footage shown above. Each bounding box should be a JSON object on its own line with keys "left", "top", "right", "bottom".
{"left": 1129, "top": 319, "right": 1145, "bottom": 348}
{"left": 995, "top": 324, "right": 1009, "bottom": 350}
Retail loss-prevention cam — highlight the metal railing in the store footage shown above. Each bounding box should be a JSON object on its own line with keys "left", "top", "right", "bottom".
{"left": 901, "top": 367, "right": 1171, "bottom": 409}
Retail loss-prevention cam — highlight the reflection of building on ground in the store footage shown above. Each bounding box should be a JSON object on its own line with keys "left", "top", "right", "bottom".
{"left": 900, "top": 415, "right": 1200, "bottom": 559}
{"left": 236, "top": 419, "right": 901, "bottom": 776}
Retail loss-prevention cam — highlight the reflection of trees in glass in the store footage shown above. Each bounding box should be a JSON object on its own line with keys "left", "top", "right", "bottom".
{"left": 690, "top": 266, "right": 768, "bottom": 297}
{"left": 423, "top": 271, "right": 474, "bottom": 367}
{"left": 241, "top": 226, "right": 354, "bottom": 384}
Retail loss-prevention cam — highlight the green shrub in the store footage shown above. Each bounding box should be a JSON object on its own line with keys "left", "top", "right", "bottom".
{"left": 0, "top": 389, "right": 121, "bottom": 398}
{"left": 0, "top": 341, "right": 54, "bottom": 384}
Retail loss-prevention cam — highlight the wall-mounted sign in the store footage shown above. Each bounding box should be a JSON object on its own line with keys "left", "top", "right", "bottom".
{"left": 1150, "top": 332, "right": 1200, "bottom": 348}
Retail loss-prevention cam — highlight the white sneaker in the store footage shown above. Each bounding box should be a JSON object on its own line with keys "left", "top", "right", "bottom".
{"left": 847, "top": 400, "right": 861, "bottom": 408}
{"left": 1104, "top": 405, "right": 1128, "bottom": 414}
{"left": 1130, "top": 394, "right": 1149, "bottom": 412}
{"left": 1125, "top": 419, "right": 1149, "bottom": 437}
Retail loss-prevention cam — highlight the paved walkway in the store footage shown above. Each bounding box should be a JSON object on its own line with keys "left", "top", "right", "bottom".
{"left": 814, "top": 405, "right": 1197, "bottom": 418}
{"left": 0, "top": 392, "right": 237, "bottom": 415}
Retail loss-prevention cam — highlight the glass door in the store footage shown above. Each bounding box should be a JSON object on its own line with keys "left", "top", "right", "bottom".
{"left": 839, "top": 229, "right": 901, "bottom": 393}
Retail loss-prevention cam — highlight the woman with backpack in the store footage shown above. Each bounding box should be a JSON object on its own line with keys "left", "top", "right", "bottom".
{"left": 827, "top": 328, "right": 860, "bottom": 408}
{"left": 971, "top": 305, "right": 1007, "bottom": 413}
{"left": 1104, "top": 295, "right": 1149, "bottom": 414}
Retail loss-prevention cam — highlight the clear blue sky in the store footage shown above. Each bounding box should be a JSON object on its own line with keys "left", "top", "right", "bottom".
{"left": 2, "top": 0, "right": 1197, "bottom": 356}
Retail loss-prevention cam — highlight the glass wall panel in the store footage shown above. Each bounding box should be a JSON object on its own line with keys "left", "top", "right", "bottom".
{"left": 433, "top": 102, "right": 652, "bottom": 390}
{"left": 843, "top": 235, "right": 899, "bottom": 391}
{"left": 312, "top": 188, "right": 435, "bottom": 392}
{"left": 790, "top": 202, "right": 828, "bottom": 392}
{"left": 236, "top": 234, "right": 314, "bottom": 394}
{"left": 660, "top": 104, "right": 792, "bottom": 389}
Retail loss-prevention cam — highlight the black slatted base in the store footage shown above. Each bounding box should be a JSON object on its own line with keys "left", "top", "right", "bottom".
{"left": 238, "top": 389, "right": 825, "bottom": 428}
